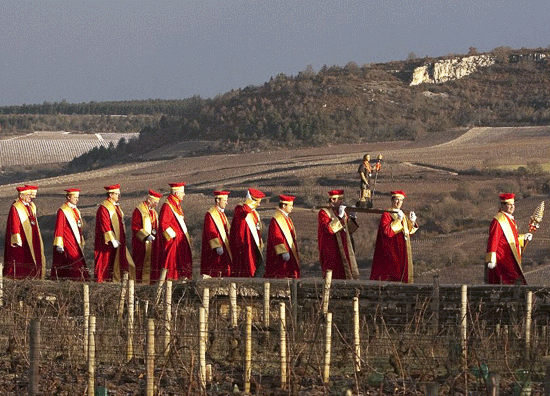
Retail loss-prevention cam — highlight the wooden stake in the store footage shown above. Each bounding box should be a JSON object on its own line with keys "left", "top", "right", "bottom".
{"left": 155, "top": 268, "right": 168, "bottom": 305}
{"left": 323, "top": 312, "right": 333, "bottom": 383}
{"left": 163, "top": 280, "right": 172, "bottom": 356}
{"left": 460, "top": 285, "right": 468, "bottom": 369}
{"left": 353, "top": 297, "right": 361, "bottom": 373}
{"left": 280, "top": 302, "right": 287, "bottom": 389}
{"left": 230, "top": 283, "right": 238, "bottom": 328}
{"left": 322, "top": 270, "right": 332, "bottom": 315}
{"left": 244, "top": 306, "right": 252, "bottom": 394}
{"left": 263, "top": 282, "right": 270, "bottom": 328}
{"left": 88, "top": 316, "right": 96, "bottom": 396}
{"left": 146, "top": 318, "right": 155, "bottom": 396}
{"left": 203, "top": 287, "right": 210, "bottom": 335}
{"left": 291, "top": 278, "right": 298, "bottom": 324}
{"left": 29, "top": 318, "right": 40, "bottom": 396}
{"left": 83, "top": 284, "right": 90, "bottom": 359}
{"left": 526, "top": 290, "right": 533, "bottom": 360}
{"left": 118, "top": 271, "right": 129, "bottom": 322}
{"left": 199, "top": 307, "right": 207, "bottom": 390}
{"left": 0, "top": 262, "right": 4, "bottom": 307}
{"left": 127, "top": 279, "right": 135, "bottom": 362}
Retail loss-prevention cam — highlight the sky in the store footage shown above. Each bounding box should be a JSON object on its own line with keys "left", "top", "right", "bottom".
{"left": 1, "top": 0, "right": 549, "bottom": 107}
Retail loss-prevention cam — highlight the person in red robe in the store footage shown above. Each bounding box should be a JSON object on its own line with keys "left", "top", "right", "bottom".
{"left": 158, "top": 182, "right": 193, "bottom": 280}
{"left": 3, "top": 185, "right": 46, "bottom": 279}
{"left": 131, "top": 189, "right": 162, "bottom": 284}
{"left": 229, "top": 188, "right": 265, "bottom": 277}
{"left": 51, "top": 188, "right": 90, "bottom": 281}
{"left": 94, "top": 184, "right": 135, "bottom": 282}
{"left": 370, "top": 190, "right": 418, "bottom": 283}
{"left": 265, "top": 195, "right": 301, "bottom": 278}
{"left": 485, "top": 193, "right": 530, "bottom": 285}
{"left": 317, "top": 189, "right": 359, "bottom": 279}
{"left": 201, "top": 190, "right": 232, "bottom": 277}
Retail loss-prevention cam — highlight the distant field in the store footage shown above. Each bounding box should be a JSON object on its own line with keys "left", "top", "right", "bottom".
{"left": 0, "top": 131, "right": 138, "bottom": 166}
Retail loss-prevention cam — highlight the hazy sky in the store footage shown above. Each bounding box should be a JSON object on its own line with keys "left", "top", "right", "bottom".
{"left": 1, "top": 0, "right": 549, "bottom": 106}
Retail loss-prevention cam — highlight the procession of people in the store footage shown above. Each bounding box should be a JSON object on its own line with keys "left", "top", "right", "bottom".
{"left": 1, "top": 153, "right": 543, "bottom": 285}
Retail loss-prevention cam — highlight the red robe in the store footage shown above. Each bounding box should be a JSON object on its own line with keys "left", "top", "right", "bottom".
{"left": 158, "top": 194, "right": 193, "bottom": 280}
{"left": 370, "top": 210, "right": 418, "bottom": 283}
{"left": 51, "top": 203, "right": 90, "bottom": 281}
{"left": 131, "top": 202, "right": 160, "bottom": 284}
{"left": 94, "top": 200, "right": 135, "bottom": 283}
{"left": 3, "top": 200, "right": 46, "bottom": 279}
{"left": 317, "top": 208, "right": 359, "bottom": 279}
{"left": 229, "top": 203, "right": 263, "bottom": 277}
{"left": 265, "top": 209, "right": 300, "bottom": 278}
{"left": 201, "top": 206, "right": 232, "bottom": 277}
{"left": 486, "top": 212, "right": 527, "bottom": 285}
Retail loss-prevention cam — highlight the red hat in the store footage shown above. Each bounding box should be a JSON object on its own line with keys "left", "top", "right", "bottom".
{"left": 248, "top": 188, "right": 265, "bottom": 200}
{"left": 169, "top": 182, "right": 186, "bottom": 192}
{"left": 391, "top": 190, "right": 406, "bottom": 199}
{"left": 279, "top": 195, "right": 296, "bottom": 203}
{"left": 25, "top": 185, "right": 39, "bottom": 190}
{"left": 148, "top": 189, "right": 163, "bottom": 201}
{"left": 499, "top": 193, "right": 515, "bottom": 203}
{"left": 65, "top": 188, "right": 81, "bottom": 195}
{"left": 327, "top": 189, "right": 344, "bottom": 198}
{"left": 214, "top": 190, "right": 230, "bottom": 197}
{"left": 16, "top": 186, "right": 32, "bottom": 194}
{"left": 104, "top": 184, "right": 121, "bottom": 193}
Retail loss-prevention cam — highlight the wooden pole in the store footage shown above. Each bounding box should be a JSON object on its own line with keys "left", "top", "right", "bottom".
{"left": 244, "top": 306, "right": 252, "bottom": 394}
{"left": 29, "top": 318, "right": 40, "bottom": 396}
{"left": 164, "top": 280, "right": 172, "bottom": 356}
{"left": 88, "top": 316, "right": 96, "bottom": 396}
{"left": 146, "top": 318, "right": 155, "bottom": 396}
{"left": 323, "top": 312, "right": 333, "bottom": 383}
{"left": 230, "top": 283, "right": 238, "bottom": 328}
{"left": 431, "top": 275, "right": 440, "bottom": 334}
{"left": 203, "top": 287, "right": 210, "bottom": 335}
{"left": 263, "top": 282, "right": 270, "bottom": 328}
{"left": 83, "top": 284, "right": 90, "bottom": 359}
{"left": 291, "top": 278, "right": 298, "bottom": 324}
{"left": 199, "top": 307, "right": 207, "bottom": 391}
{"left": 322, "top": 270, "right": 332, "bottom": 315}
{"left": 118, "top": 271, "right": 129, "bottom": 323}
{"left": 353, "top": 297, "right": 361, "bottom": 373}
{"left": 526, "top": 291, "right": 533, "bottom": 360}
{"left": 489, "top": 373, "right": 500, "bottom": 396}
{"left": 460, "top": 284, "right": 468, "bottom": 368}
{"left": 155, "top": 267, "right": 168, "bottom": 305}
{"left": 127, "top": 279, "right": 135, "bottom": 362}
{"left": 280, "top": 302, "right": 287, "bottom": 389}
{"left": 0, "top": 262, "right": 4, "bottom": 307}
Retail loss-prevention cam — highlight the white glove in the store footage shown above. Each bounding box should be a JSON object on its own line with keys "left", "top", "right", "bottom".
{"left": 487, "top": 262, "right": 496, "bottom": 269}
{"left": 525, "top": 233, "right": 533, "bottom": 242}
{"left": 215, "top": 247, "right": 224, "bottom": 256}
{"left": 281, "top": 252, "right": 290, "bottom": 262}
{"left": 338, "top": 205, "right": 346, "bottom": 218}
{"left": 368, "top": 173, "right": 372, "bottom": 177}
{"left": 13, "top": 242, "right": 22, "bottom": 247}
{"left": 409, "top": 211, "right": 417, "bottom": 222}
{"left": 145, "top": 235, "right": 155, "bottom": 242}
{"left": 111, "top": 239, "right": 120, "bottom": 249}
{"left": 396, "top": 210, "right": 404, "bottom": 220}
{"left": 56, "top": 246, "right": 64, "bottom": 253}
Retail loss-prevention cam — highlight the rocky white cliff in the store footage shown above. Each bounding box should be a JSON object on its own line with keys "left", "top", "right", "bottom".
{"left": 410, "top": 55, "right": 496, "bottom": 86}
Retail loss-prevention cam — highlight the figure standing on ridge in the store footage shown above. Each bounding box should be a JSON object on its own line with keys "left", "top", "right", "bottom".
{"left": 229, "top": 188, "right": 265, "bottom": 277}
{"left": 3, "top": 185, "right": 46, "bottom": 279}
{"left": 358, "top": 153, "right": 382, "bottom": 208}
{"left": 317, "top": 189, "right": 359, "bottom": 279}
{"left": 485, "top": 193, "right": 530, "bottom": 285}
{"left": 131, "top": 189, "right": 162, "bottom": 284}
{"left": 264, "top": 195, "right": 301, "bottom": 279}
{"left": 51, "top": 188, "right": 90, "bottom": 281}
{"left": 370, "top": 190, "right": 418, "bottom": 283}
{"left": 94, "top": 184, "right": 135, "bottom": 282}
{"left": 201, "top": 190, "right": 233, "bottom": 277}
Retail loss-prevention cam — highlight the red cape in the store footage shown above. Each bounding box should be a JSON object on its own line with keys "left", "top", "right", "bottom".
{"left": 229, "top": 204, "right": 263, "bottom": 277}
{"left": 265, "top": 210, "right": 300, "bottom": 278}
{"left": 201, "top": 207, "right": 232, "bottom": 277}
{"left": 131, "top": 203, "right": 160, "bottom": 284}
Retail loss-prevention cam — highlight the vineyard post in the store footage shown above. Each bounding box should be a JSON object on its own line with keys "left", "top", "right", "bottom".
{"left": 280, "top": 302, "right": 287, "bottom": 388}
{"left": 202, "top": 287, "right": 210, "bottom": 335}
{"left": 291, "top": 278, "right": 298, "bottom": 324}
{"left": 117, "top": 271, "right": 129, "bottom": 323}
{"left": 244, "top": 306, "right": 252, "bottom": 394}
{"left": 146, "top": 318, "right": 155, "bottom": 396}
{"left": 322, "top": 270, "right": 333, "bottom": 315}
{"left": 29, "top": 318, "right": 40, "bottom": 396}
{"left": 525, "top": 290, "right": 533, "bottom": 361}
{"left": 230, "top": 283, "right": 238, "bottom": 328}
{"left": 127, "top": 279, "right": 135, "bottom": 362}
{"left": 263, "top": 282, "right": 270, "bottom": 328}
{"left": 87, "top": 316, "right": 96, "bottom": 396}
{"left": 460, "top": 285, "right": 468, "bottom": 368}
{"left": 431, "top": 275, "right": 440, "bottom": 334}
{"left": 155, "top": 268, "right": 168, "bottom": 305}
{"left": 199, "top": 307, "right": 207, "bottom": 391}
{"left": 323, "top": 312, "right": 333, "bottom": 383}
{"left": 83, "top": 284, "right": 90, "bottom": 360}
{"left": 353, "top": 297, "right": 361, "bottom": 373}
{"left": 489, "top": 373, "right": 500, "bottom": 396}
{"left": 163, "top": 280, "right": 172, "bottom": 356}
